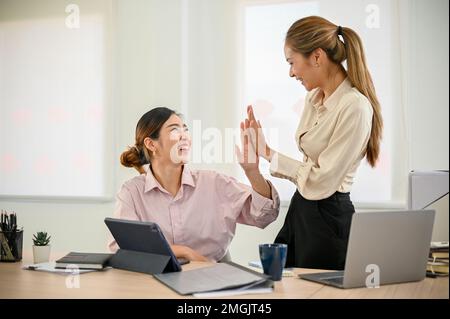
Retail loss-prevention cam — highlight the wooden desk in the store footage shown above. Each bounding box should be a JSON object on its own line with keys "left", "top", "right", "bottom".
{"left": 0, "top": 254, "right": 448, "bottom": 299}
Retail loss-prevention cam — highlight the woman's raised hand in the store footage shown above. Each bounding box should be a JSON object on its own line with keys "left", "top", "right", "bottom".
{"left": 236, "top": 109, "right": 273, "bottom": 199}
{"left": 245, "top": 105, "right": 274, "bottom": 162}
{"left": 236, "top": 120, "right": 260, "bottom": 174}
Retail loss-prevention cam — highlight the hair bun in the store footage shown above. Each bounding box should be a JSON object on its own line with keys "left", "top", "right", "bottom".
{"left": 120, "top": 146, "right": 142, "bottom": 169}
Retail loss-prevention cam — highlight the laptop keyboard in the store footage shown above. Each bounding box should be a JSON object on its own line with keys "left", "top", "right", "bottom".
{"left": 300, "top": 271, "right": 345, "bottom": 286}
{"left": 323, "top": 276, "right": 344, "bottom": 285}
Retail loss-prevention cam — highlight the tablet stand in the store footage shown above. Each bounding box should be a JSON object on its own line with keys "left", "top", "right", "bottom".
{"left": 108, "top": 249, "right": 173, "bottom": 274}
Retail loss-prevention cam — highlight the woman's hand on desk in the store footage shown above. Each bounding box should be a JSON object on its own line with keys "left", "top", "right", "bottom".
{"left": 171, "top": 245, "right": 210, "bottom": 262}
{"left": 245, "top": 105, "right": 274, "bottom": 162}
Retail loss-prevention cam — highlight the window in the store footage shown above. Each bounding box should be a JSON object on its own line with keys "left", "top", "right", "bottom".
{"left": 0, "top": 1, "right": 114, "bottom": 199}
{"left": 239, "top": 0, "right": 405, "bottom": 206}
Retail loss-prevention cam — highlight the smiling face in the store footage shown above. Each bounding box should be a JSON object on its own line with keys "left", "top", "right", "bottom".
{"left": 284, "top": 44, "right": 322, "bottom": 92}
{"left": 144, "top": 114, "right": 191, "bottom": 166}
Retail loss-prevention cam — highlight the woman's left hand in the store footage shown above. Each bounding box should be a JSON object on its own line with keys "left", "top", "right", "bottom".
{"left": 236, "top": 121, "right": 260, "bottom": 174}
{"left": 245, "top": 105, "right": 274, "bottom": 162}
{"left": 236, "top": 121, "right": 272, "bottom": 199}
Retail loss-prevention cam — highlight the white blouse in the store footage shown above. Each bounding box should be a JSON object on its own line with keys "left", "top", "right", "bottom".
{"left": 270, "top": 78, "right": 374, "bottom": 200}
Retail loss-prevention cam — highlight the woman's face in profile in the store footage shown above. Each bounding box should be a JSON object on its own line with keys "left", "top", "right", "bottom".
{"left": 284, "top": 44, "right": 319, "bottom": 92}
{"left": 152, "top": 114, "right": 191, "bottom": 165}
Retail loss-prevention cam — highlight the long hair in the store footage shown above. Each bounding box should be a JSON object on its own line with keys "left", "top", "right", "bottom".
{"left": 286, "top": 16, "right": 383, "bottom": 167}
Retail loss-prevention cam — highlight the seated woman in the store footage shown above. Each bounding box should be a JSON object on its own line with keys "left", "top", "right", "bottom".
{"left": 108, "top": 107, "right": 280, "bottom": 262}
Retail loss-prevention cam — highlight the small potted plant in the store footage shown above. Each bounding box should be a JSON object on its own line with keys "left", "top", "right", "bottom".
{"left": 32, "top": 231, "right": 51, "bottom": 264}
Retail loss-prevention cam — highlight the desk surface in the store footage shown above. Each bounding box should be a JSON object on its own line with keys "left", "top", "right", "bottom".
{"left": 0, "top": 254, "right": 448, "bottom": 299}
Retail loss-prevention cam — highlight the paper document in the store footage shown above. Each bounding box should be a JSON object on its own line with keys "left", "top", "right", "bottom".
{"left": 22, "top": 262, "right": 101, "bottom": 274}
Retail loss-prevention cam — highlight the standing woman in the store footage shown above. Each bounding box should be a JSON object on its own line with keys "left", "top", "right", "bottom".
{"left": 244, "top": 16, "right": 383, "bottom": 270}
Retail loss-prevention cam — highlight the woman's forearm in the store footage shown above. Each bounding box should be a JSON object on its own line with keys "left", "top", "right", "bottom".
{"left": 244, "top": 169, "right": 272, "bottom": 199}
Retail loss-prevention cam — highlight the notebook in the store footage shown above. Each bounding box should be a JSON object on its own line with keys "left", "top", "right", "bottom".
{"left": 154, "top": 262, "right": 273, "bottom": 297}
{"left": 55, "top": 252, "right": 113, "bottom": 270}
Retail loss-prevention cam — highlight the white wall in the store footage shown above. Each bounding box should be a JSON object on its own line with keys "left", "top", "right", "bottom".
{"left": 0, "top": 0, "right": 448, "bottom": 264}
{"left": 407, "top": 0, "right": 449, "bottom": 243}
{"left": 0, "top": 0, "right": 185, "bottom": 254}
{"left": 407, "top": 0, "right": 449, "bottom": 170}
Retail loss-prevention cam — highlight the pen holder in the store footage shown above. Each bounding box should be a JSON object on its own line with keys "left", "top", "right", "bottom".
{"left": 0, "top": 230, "right": 23, "bottom": 262}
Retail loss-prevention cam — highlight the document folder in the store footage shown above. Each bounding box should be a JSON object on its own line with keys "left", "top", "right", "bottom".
{"left": 154, "top": 262, "right": 273, "bottom": 295}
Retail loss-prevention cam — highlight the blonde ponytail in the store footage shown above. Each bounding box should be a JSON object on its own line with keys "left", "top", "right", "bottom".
{"left": 340, "top": 27, "right": 383, "bottom": 167}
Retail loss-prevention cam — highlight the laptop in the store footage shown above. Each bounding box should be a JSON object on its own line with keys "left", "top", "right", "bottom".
{"left": 105, "top": 218, "right": 188, "bottom": 274}
{"left": 299, "top": 210, "right": 435, "bottom": 288}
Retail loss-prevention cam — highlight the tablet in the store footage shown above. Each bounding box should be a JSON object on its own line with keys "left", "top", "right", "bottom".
{"left": 105, "top": 217, "right": 183, "bottom": 272}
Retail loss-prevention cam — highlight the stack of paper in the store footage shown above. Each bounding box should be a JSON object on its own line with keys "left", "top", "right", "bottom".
{"left": 427, "top": 241, "right": 449, "bottom": 276}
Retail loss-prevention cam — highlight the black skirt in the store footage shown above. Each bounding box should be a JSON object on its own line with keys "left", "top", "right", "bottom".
{"left": 274, "top": 190, "right": 355, "bottom": 270}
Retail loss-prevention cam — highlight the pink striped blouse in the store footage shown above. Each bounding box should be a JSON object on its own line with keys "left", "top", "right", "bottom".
{"left": 108, "top": 166, "right": 280, "bottom": 261}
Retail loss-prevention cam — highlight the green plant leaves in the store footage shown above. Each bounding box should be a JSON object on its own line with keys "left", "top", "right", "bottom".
{"left": 32, "top": 231, "right": 51, "bottom": 246}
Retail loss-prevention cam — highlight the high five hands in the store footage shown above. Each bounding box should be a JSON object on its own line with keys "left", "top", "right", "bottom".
{"left": 235, "top": 119, "right": 260, "bottom": 173}
{"left": 235, "top": 105, "right": 273, "bottom": 199}
{"left": 236, "top": 105, "right": 274, "bottom": 166}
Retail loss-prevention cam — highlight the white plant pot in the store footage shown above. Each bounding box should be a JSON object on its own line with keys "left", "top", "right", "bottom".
{"left": 33, "top": 245, "right": 51, "bottom": 264}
